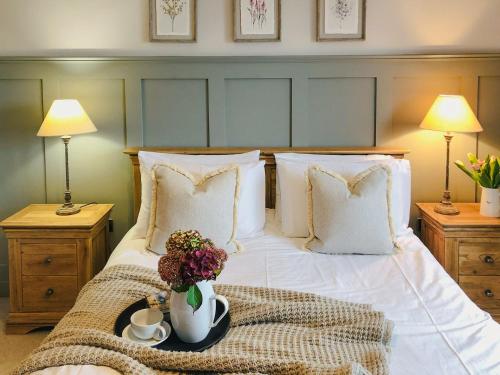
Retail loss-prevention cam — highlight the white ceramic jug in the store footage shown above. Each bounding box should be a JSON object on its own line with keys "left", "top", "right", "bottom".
{"left": 169, "top": 281, "right": 229, "bottom": 343}
{"left": 480, "top": 187, "right": 500, "bottom": 217}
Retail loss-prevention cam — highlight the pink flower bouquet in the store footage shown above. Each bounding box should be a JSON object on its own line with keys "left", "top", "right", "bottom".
{"left": 158, "top": 230, "right": 228, "bottom": 311}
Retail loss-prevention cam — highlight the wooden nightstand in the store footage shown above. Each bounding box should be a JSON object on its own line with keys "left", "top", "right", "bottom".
{"left": 0, "top": 204, "right": 113, "bottom": 334}
{"left": 416, "top": 203, "right": 500, "bottom": 322}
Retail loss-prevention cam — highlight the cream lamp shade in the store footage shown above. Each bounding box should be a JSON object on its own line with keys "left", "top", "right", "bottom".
{"left": 419, "top": 95, "right": 483, "bottom": 133}
{"left": 37, "top": 99, "right": 96, "bottom": 215}
{"left": 37, "top": 99, "right": 97, "bottom": 137}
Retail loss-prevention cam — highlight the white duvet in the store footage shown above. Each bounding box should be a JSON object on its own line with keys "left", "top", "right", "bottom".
{"left": 35, "top": 210, "right": 500, "bottom": 375}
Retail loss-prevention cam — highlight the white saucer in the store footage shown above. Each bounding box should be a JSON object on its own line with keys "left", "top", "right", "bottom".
{"left": 122, "top": 321, "right": 171, "bottom": 347}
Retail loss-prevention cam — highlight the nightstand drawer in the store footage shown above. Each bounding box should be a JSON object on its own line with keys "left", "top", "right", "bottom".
{"left": 22, "top": 276, "right": 78, "bottom": 311}
{"left": 460, "top": 276, "right": 500, "bottom": 310}
{"left": 21, "top": 243, "right": 77, "bottom": 276}
{"left": 459, "top": 241, "right": 500, "bottom": 276}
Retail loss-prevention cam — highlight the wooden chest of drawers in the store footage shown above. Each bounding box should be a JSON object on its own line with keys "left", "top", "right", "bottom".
{"left": 0, "top": 204, "right": 113, "bottom": 334}
{"left": 417, "top": 203, "right": 500, "bottom": 322}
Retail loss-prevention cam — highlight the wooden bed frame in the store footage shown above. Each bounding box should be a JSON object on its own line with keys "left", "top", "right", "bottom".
{"left": 124, "top": 147, "right": 409, "bottom": 220}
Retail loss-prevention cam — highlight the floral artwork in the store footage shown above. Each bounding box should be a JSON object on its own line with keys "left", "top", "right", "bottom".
{"left": 318, "top": 0, "right": 365, "bottom": 40}
{"left": 158, "top": 230, "right": 228, "bottom": 311}
{"left": 161, "top": 0, "right": 185, "bottom": 32}
{"left": 234, "top": 0, "right": 280, "bottom": 41}
{"left": 333, "top": 0, "right": 353, "bottom": 30}
{"left": 248, "top": 0, "right": 267, "bottom": 30}
{"left": 150, "top": 0, "right": 196, "bottom": 42}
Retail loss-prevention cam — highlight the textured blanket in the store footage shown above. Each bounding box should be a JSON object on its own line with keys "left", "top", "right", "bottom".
{"left": 14, "top": 265, "right": 393, "bottom": 375}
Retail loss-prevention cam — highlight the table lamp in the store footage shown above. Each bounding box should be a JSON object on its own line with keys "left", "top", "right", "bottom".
{"left": 37, "top": 99, "right": 97, "bottom": 215}
{"left": 420, "top": 95, "right": 483, "bottom": 215}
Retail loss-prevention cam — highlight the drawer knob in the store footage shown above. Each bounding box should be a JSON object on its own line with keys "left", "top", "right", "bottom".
{"left": 44, "top": 257, "right": 53, "bottom": 264}
{"left": 484, "top": 289, "right": 494, "bottom": 298}
{"left": 46, "top": 288, "right": 54, "bottom": 296}
{"left": 484, "top": 255, "right": 494, "bottom": 264}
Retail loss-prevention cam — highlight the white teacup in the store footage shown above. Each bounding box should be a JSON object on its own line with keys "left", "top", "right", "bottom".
{"left": 130, "top": 308, "right": 167, "bottom": 341}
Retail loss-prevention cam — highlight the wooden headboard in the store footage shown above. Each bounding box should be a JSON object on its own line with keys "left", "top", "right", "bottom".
{"left": 124, "top": 147, "right": 409, "bottom": 220}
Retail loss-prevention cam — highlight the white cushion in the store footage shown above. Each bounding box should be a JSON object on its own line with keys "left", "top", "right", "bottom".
{"left": 135, "top": 150, "right": 262, "bottom": 239}
{"left": 185, "top": 161, "right": 265, "bottom": 239}
{"left": 305, "top": 165, "right": 397, "bottom": 254}
{"left": 275, "top": 155, "right": 410, "bottom": 237}
{"left": 275, "top": 152, "right": 392, "bottom": 162}
{"left": 146, "top": 164, "right": 241, "bottom": 255}
{"left": 274, "top": 153, "right": 392, "bottom": 225}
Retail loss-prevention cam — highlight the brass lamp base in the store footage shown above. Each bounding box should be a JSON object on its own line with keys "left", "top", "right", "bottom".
{"left": 434, "top": 190, "right": 460, "bottom": 215}
{"left": 56, "top": 138, "right": 80, "bottom": 216}
{"left": 56, "top": 204, "right": 80, "bottom": 216}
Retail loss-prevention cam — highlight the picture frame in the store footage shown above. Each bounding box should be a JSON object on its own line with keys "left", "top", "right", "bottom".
{"left": 317, "top": 0, "right": 366, "bottom": 41}
{"left": 234, "top": 0, "right": 281, "bottom": 42}
{"left": 150, "top": 0, "right": 196, "bottom": 42}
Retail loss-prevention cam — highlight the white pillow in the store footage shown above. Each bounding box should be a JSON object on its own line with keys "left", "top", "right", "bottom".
{"left": 275, "top": 156, "right": 410, "bottom": 237}
{"left": 275, "top": 152, "right": 392, "bottom": 162}
{"left": 146, "top": 164, "right": 241, "bottom": 254}
{"left": 305, "top": 165, "right": 397, "bottom": 254}
{"left": 274, "top": 153, "right": 393, "bottom": 225}
{"left": 135, "top": 150, "right": 262, "bottom": 239}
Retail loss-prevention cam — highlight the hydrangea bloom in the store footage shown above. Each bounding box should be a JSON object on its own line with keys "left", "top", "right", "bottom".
{"left": 158, "top": 230, "right": 227, "bottom": 291}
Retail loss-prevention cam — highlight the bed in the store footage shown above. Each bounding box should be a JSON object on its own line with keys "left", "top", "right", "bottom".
{"left": 25, "top": 148, "right": 500, "bottom": 375}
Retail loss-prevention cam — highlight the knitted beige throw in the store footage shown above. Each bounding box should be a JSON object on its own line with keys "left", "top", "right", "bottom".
{"left": 14, "top": 265, "right": 393, "bottom": 375}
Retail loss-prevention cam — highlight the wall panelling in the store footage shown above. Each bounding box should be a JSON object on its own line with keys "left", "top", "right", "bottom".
{"left": 0, "top": 79, "right": 45, "bottom": 295}
{"left": 142, "top": 79, "right": 209, "bottom": 147}
{"left": 0, "top": 56, "right": 499, "bottom": 296}
{"left": 307, "top": 77, "right": 376, "bottom": 146}
{"left": 224, "top": 78, "right": 291, "bottom": 147}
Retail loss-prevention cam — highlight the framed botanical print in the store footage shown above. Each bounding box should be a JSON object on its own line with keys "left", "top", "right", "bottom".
{"left": 150, "top": 0, "right": 196, "bottom": 42}
{"left": 317, "top": 0, "right": 366, "bottom": 41}
{"left": 234, "top": 0, "right": 281, "bottom": 42}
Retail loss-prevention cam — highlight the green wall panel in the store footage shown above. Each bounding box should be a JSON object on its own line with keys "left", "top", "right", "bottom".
{"left": 478, "top": 76, "right": 500, "bottom": 159}
{"left": 44, "top": 79, "right": 129, "bottom": 248}
{"left": 307, "top": 78, "right": 375, "bottom": 146}
{"left": 477, "top": 76, "right": 500, "bottom": 201}
{"left": 224, "top": 78, "right": 291, "bottom": 146}
{"left": 391, "top": 76, "right": 463, "bottom": 129}
{"left": 0, "top": 79, "right": 45, "bottom": 295}
{"left": 142, "top": 79, "right": 208, "bottom": 147}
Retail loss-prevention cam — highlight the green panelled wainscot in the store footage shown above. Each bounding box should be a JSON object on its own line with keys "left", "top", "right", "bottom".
{"left": 0, "top": 55, "right": 499, "bottom": 296}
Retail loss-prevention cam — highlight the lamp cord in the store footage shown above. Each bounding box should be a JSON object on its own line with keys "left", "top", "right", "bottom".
{"left": 80, "top": 202, "right": 98, "bottom": 209}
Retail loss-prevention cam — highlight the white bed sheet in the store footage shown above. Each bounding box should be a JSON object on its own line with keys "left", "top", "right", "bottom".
{"left": 35, "top": 210, "right": 500, "bottom": 375}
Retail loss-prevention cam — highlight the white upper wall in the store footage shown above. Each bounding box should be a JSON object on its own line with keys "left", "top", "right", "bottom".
{"left": 1, "top": 0, "right": 499, "bottom": 56}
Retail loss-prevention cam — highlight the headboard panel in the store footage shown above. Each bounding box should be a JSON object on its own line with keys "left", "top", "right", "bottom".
{"left": 124, "top": 147, "right": 409, "bottom": 220}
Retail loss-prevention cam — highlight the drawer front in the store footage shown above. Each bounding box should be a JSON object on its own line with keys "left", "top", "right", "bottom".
{"left": 22, "top": 276, "right": 78, "bottom": 311}
{"left": 21, "top": 243, "right": 77, "bottom": 276}
{"left": 459, "top": 240, "right": 500, "bottom": 276}
{"left": 460, "top": 276, "right": 500, "bottom": 310}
